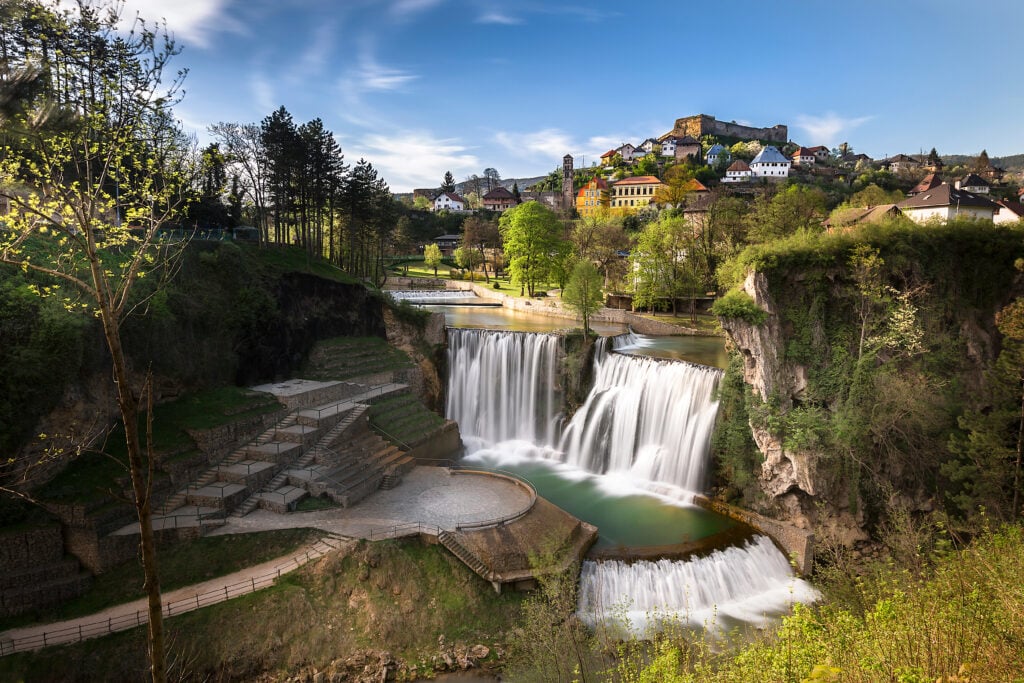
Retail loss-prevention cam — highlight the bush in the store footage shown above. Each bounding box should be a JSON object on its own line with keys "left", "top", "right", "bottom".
{"left": 711, "top": 290, "right": 767, "bottom": 325}
{"left": 493, "top": 282, "right": 501, "bottom": 290}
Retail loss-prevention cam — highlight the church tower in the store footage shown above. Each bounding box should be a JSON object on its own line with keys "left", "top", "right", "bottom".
{"left": 562, "top": 154, "right": 574, "bottom": 215}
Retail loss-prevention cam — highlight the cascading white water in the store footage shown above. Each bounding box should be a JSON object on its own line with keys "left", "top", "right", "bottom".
{"left": 446, "top": 327, "right": 817, "bottom": 633}
{"left": 577, "top": 536, "right": 819, "bottom": 635}
{"left": 559, "top": 341, "right": 721, "bottom": 494}
{"left": 446, "top": 328, "right": 561, "bottom": 445}
{"left": 388, "top": 290, "right": 479, "bottom": 304}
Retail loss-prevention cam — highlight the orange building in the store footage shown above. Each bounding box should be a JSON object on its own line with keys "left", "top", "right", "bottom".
{"left": 575, "top": 176, "right": 610, "bottom": 217}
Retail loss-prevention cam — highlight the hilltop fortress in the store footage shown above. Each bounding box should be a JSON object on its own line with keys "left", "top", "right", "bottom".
{"left": 663, "top": 114, "right": 788, "bottom": 144}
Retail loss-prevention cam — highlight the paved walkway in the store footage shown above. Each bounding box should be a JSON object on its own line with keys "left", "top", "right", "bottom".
{"left": 0, "top": 467, "right": 531, "bottom": 654}
{"left": 211, "top": 466, "right": 533, "bottom": 538}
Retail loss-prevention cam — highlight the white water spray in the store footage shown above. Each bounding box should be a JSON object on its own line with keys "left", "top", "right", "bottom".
{"left": 578, "top": 536, "right": 819, "bottom": 635}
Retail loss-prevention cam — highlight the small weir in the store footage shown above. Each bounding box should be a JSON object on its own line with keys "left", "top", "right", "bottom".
{"left": 446, "top": 328, "right": 816, "bottom": 633}
{"left": 387, "top": 290, "right": 499, "bottom": 306}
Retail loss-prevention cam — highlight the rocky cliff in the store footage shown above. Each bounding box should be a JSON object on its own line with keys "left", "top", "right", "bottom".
{"left": 714, "top": 222, "right": 1024, "bottom": 545}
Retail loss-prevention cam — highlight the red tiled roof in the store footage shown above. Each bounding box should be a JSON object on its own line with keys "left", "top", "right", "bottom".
{"left": 727, "top": 160, "right": 751, "bottom": 172}
{"left": 601, "top": 149, "right": 616, "bottom": 158}
{"left": 682, "top": 179, "right": 709, "bottom": 192}
{"left": 612, "top": 175, "right": 664, "bottom": 185}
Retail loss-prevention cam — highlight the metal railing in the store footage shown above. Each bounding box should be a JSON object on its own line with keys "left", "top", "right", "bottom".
{"left": 0, "top": 540, "right": 341, "bottom": 656}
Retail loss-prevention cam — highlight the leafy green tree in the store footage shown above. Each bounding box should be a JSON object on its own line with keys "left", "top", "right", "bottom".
{"left": 423, "top": 242, "right": 442, "bottom": 277}
{"left": 562, "top": 261, "right": 604, "bottom": 336}
{"left": 499, "top": 201, "right": 567, "bottom": 296}
{"left": 745, "top": 184, "right": 827, "bottom": 243}
{"left": 630, "top": 216, "right": 690, "bottom": 315}
{"left": 462, "top": 214, "right": 499, "bottom": 282}
{"left": 570, "top": 213, "right": 629, "bottom": 288}
{"left": 0, "top": 3, "right": 191, "bottom": 679}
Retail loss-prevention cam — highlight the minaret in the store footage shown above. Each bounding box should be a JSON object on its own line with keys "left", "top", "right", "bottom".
{"left": 562, "top": 154, "right": 574, "bottom": 214}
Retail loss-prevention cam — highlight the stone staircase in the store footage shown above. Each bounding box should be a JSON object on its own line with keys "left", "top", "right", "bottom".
{"left": 283, "top": 421, "right": 415, "bottom": 508}
{"left": 235, "top": 405, "right": 370, "bottom": 516}
{"left": 111, "top": 380, "right": 413, "bottom": 536}
{"left": 438, "top": 530, "right": 493, "bottom": 582}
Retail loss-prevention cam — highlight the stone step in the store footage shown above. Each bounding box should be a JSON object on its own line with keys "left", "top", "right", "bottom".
{"left": 186, "top": 482, "right": 249, "bottom": 511}
{"left": 244, "top": 441, "right": 303, "bottom": 464}
{"left": 257, "top": 485, "right": 308, "bottom": 514}
{"left": 215, "top": 459, "right": 278, "bottom": 487}
{"left": 275, "top": 424, "right": 320, "bottom": 445}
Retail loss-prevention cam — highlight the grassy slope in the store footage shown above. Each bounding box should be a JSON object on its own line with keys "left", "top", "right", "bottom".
{"left": 0, "top": 539, "right": 522, "bottom": 682}
{"left": 0, "top": 529, "right": 318, "bottom": 632}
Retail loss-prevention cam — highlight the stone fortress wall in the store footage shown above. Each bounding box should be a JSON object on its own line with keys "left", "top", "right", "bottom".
{"left": 669, "top": 114, "right": 787, "bottom": 144}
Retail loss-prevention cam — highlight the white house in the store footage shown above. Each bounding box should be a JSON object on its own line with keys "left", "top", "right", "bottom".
{"left": 791, "top": 147, "right": 816, "bottom": 166}
{"left": 896, "top": 183, "right": 998, "bottom": 223}
{"left": 750, "top": 146, "right": 791, "bottom": 179}
{"left": 659, "top": 137, "right": 677, "bottom": 158}
{"left": 433, "top": 192, "right": 466, "bottom": 212}
{"left": 994, "top": 199, "right": 1024, "bottom": 225}
{"left": 637, "top": 138, "right": 660, "bottom": 155}
{"left": 706, "top": 143, "right": 730, "bottom": 167}
{"left": 615, "top": 143, "right": 638, "bottom": 162}
{"left": 955, "top": 173, "right": 990, "bottom": 194}
{"left": 722, "top": 159, "right": 752, "bottom": 183}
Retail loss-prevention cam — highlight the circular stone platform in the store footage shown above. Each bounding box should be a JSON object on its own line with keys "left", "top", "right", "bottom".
{"left": 210, "top": 466, "right": 534, "bottom": 539}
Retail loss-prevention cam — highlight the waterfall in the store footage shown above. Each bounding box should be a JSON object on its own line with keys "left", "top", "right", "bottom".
{"left": 446, "top": 328, "right": 561, "bottom": 445}
{"left": 577, "top": 536, "right": 819, "bottom": 635}
{"left": 558, "top": 341, "right": 722, "bottom": 494}
{"left": 446, "top": 327, "right": 816, "bottom": 634}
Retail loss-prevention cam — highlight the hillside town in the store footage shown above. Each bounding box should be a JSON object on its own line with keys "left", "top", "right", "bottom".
{"left": 410, "top": 113, "right": 1022, "bottom": 233}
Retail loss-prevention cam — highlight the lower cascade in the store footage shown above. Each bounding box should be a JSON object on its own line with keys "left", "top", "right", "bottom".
{"left": 578, "top": 536, "right": 819, "bottom": 635}
{"left": 446, "top": 328, "right": 816, "bottom": 631}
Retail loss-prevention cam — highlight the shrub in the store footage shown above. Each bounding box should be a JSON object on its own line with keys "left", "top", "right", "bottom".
{"left": 711, "top": 290, "right": 767, "bottom": 325}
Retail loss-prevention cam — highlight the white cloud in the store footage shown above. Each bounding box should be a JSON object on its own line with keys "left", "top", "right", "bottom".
{"left": 796, "top": 113, "right": 873, "bottom": 147}
{"left": 346, "top": 131, "right": 479, "bottom": 193}
{"left": 82, "top": 0, "right": 240, "bottom": 49}
{"left": 477, "top": 11, "right": 522, "bottom": 25}
{"left": 390, "top": 0, "right": 445, "bottom": 19}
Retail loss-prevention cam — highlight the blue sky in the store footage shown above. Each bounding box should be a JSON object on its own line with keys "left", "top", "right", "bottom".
{"left": 105, "top": 0, "right": 1024, "bottom": 192}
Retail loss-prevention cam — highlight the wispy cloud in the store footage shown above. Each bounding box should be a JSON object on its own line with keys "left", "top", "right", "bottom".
{"left": 495, "top": 128, "right": 633, "bottom": 167}
{"left": 390, "top": 0, "right": 445, "bottom": 19}
{"left": 111, "top": 0, "right": 240, "bottom": 49}
{"left": 250, "top": 72, "right": 275, "bottom": 113}
{"left": 477, "top": 11, "right": 522, "bottom": 25}
{"left": 289, "top": 20, "right": 338, "bottom": 82}
{"left": 346, "top": 130, "right": 479, "bottom": 192}
{"left": 353, "top": 40, "right": 418, "bottom": 92}
{"left": 796, "top": 112, "right": 873, "bottom": 147}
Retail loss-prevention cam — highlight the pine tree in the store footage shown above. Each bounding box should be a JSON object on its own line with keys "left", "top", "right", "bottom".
{"left": 440, "top": 170, "right": 456, "bottom": 193}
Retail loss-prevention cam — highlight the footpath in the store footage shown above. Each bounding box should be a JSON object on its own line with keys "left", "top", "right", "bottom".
{"left": 0, "top": 467, "right": 532, "bottom": 654}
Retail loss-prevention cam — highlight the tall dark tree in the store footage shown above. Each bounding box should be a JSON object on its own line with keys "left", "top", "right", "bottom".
{"left": 975, "top": 149, "right": 991, "bottom": 172}
{"left": 927, "top": 147, "right": 943, "bottom": 169}
{"left": 440, "top": 170, "right": 456, "bottom": 193}
{"left": 261, "top": 106, "right": 301, "bottom": 244}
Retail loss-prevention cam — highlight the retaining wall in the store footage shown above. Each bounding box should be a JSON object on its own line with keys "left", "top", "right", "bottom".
{"left": 407, "top": 421, "right": 462, "bottom": 462}
{"left": 694, "top": 495, "right": 814, "bottom": 576}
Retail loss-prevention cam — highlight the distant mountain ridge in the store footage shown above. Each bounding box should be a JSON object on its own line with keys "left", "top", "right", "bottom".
{"left": 940, "top": 154, "right": 1024, "bottom": 172}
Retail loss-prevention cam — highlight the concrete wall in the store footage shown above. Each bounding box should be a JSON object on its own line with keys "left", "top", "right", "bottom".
{"left": 694, "top": 495, "right": 815, "bottom": 576}
{"left": 407, "top": 420, "right": 463, "bottom": 463}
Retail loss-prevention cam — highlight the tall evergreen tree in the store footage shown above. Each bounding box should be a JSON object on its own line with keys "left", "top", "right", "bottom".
{"left": 440, "top": 170, "right": 456, "bottom": 193}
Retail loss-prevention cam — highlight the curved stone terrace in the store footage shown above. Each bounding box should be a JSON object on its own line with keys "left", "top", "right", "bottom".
{"left": 210, "top": 466, "right": 534, "bottom": 539}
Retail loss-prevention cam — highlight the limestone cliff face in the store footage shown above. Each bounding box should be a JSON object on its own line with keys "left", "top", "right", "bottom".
{"left": 720, "top": 271, "right": 866, "bottom": 546}
{"left": 383, "top": 308, "right": 447, "bottom": 412}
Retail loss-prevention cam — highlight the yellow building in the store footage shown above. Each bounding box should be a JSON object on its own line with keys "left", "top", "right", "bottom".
{"left": 609, "top": 175, "right": 666, "bottom": 214}
{"left": 575, "top": 176, "right": 610, "bottom": 217}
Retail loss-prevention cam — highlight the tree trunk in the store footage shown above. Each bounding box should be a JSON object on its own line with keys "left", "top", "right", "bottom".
{"left": 1015, "top": 378, "right": 1024, "bottom": 518}
{"left": 90, "top": 259, "right": 165, "bottom": 683}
